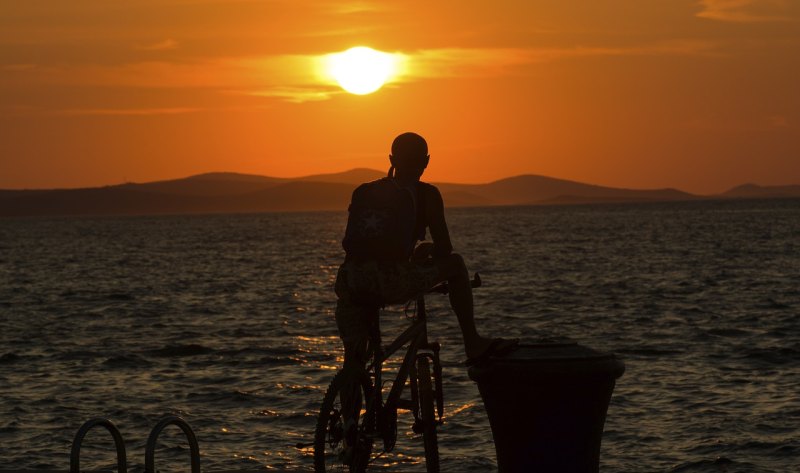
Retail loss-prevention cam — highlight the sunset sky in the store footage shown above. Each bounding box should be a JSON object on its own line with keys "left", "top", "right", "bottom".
{"left": 1, "top": 1, "right": 798, "bottom": 193}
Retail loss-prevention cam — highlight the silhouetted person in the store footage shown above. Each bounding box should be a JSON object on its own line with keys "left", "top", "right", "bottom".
{"left": 335, "top": 132, "right": 517, "bottom": 367}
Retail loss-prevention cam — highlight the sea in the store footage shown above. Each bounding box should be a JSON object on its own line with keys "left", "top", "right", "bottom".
{"left": 1, "top": 199, "right": 798, "bottom": 472}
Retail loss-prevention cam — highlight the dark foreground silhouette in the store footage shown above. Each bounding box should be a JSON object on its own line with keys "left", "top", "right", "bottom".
{"left": 315, "top": 132, "right": 518, "bottom": 472}
{"left": 334, "top": 132, "right": 514, "bottom": 366}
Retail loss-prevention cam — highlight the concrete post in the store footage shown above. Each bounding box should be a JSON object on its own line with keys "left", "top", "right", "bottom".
{"left": 468, "top": 342, "right": 625, "bottom": 473}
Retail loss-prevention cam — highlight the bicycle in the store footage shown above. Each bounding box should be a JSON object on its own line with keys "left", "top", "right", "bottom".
{"left": 313, "top": 273, "right": 482, "bottom": 473}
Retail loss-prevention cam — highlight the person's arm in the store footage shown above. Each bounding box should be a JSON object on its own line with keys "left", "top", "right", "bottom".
{"left": 424, "top": 185, "right": 453, "bottom": 258}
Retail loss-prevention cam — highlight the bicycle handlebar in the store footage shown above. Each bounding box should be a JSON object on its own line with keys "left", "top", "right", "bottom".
{"left": 428, "top": 273, "right": 481, "bottom": 295}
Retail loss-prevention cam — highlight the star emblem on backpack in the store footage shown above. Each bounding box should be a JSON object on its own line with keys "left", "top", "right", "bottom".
{"left": 360, "top": 210, "right": 384, "bottom": 236}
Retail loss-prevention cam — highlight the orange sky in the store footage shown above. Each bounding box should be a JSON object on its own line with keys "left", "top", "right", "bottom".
{"left": 1, "top": 1, "right": 798, "bottom": 193}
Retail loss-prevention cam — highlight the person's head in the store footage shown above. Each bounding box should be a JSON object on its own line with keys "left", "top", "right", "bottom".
{"left": 389, "top": 132, "right": 429, "bottom": 180}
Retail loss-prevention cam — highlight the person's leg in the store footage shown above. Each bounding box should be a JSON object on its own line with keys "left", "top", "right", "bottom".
{"left": 335, "top": 299, "right": 369, "bottom": 458}
{"left": 335, "top": 262, "right": 371, "bottom": 367}
{"left": 334, "top": 263, "right": 371, "bottom": 442}
{"left": 343, "top": 338, "right": 368, "bottom": 367}
{"left": 433, "top": 253, "right": 495, "bottom": 360}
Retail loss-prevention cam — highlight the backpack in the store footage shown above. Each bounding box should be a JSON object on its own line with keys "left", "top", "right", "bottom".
{"left": 342, "top": 178, "right": 420, "bottom": 262}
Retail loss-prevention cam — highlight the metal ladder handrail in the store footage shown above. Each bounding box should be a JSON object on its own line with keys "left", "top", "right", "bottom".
{"left": 144, "top": 415, "right": 200, "bottom": 473}
{"left": 69, "top": 418, "right": 127, "bottom": 473}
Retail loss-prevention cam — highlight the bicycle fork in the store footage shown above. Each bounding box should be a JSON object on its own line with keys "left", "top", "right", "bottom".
{"left": 428, "top": 342, "right": 444, "bottom": 422}
{"left": 413, "top": 342, "right": 444, "bottom": 432}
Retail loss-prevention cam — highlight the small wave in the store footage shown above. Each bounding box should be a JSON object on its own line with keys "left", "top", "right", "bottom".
{"left": 102, "top": 354, "right": 152, "bottom": 368}
{"left": 0, "top": 352, "right": 22, "bottom": 364}
{"left": 617, "top": 346, "right": 683, "bottom": 357}
{"left": 706, "top": 328, "right": 751, "bottom": 337}
{"left": 218, "top": 346, "right": 292, "bottom": 357}
{"left": 57, "top": 350, "right": 103, "bottom": 360}
{"left": 773, "top": 444, "right": 799, "bottom": 457}
{"left": 186, "top": 389, "right": 264, "bottom": 404}
{"left": 30, "top": 397, "right": 58, "bottom": 406}
{"left": 670, "top": 457, "right": 768, "bottom": 473}
{"left": 258, "top": 356, "right": 297, "bottom": 366}
{"left": 743, "top": 346, "right": 800, "bottom": 365}
{"left": 0, "top": 422, "right": 20, "bottom": 435}
{"left": 144, "top": 344, "right": 216, "bottom": 358}
{"left": 194, "top": 375, "right": 239, "bottom": 385}
{"left": 756, "top": 298, "right": 791, "bottom": 310}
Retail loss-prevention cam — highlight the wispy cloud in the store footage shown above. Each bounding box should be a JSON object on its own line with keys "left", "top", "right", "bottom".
{"left": 232, "top": 87, "right": 341, "bottom": 103}
{"left": 696, "top": 0, "right": 796, "bottom": 22}
{"left": 398, "top": 41, "right": 721, "bottom": 80}
{"left": 135, "top": 39, "right": 179, "bottom": 51}
{"left": 53, "top": 107, "right": 202, "bottom": 116}
{"left": 1, "top": 106, "right": 205, "bottom": 118}
{"left": 0, "top": 41, "right": 721, "bottom": 106}
{"left": 327, "top": 1, "right": 386, "bottom": 14}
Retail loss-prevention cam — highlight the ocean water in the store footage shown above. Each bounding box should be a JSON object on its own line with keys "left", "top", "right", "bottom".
{"left": 1, "top": 199, "right": 798, "bottom": 472}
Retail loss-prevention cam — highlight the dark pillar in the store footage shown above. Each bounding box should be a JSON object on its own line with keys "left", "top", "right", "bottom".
{"left": 468, "top": 342, "right": 625, "bottom": 473}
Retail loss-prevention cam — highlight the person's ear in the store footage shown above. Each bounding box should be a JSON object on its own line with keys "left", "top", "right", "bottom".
{"left": 389, "top": 154, "right": 398, "bottom": 168}
{"left": 422, "top": 154, "right": 430, "bottom": 169}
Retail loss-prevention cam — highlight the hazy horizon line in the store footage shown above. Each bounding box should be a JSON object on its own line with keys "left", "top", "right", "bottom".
{"left": 2, "top": 167, "right": 798, "bottom": 195}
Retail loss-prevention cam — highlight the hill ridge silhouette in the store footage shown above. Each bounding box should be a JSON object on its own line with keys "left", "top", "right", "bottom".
{"left": 1, "top": 169, "right": 798, "bottom": 217}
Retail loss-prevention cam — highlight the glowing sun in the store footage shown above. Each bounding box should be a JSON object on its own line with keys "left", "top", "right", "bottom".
{"left": 326, "top": 46, "right": 398, "bottom": 95}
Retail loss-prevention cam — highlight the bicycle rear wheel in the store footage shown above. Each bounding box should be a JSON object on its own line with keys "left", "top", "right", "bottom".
{"left": 314, "top": 368, "right": 375, "bottom": 472}
{"left": 417, "top": 356, "right": 440, "bottom": 473}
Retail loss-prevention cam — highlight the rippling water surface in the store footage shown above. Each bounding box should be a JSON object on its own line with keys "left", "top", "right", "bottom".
{"left": 1, "top": 199, "right": 799, "bottom": 472}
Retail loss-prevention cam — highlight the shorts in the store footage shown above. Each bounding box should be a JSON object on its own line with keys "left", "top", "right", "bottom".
{"left": 334, "top": 259, "right": 442, "bottom": 343}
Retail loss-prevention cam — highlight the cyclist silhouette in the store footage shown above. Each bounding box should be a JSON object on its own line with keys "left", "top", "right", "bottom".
{"left": 334, "top": 132, "right": 517, "bottom": 367}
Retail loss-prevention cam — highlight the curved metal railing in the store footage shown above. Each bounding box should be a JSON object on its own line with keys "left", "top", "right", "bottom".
{"left": 69, "top": 418, "right": 127, "bottom": 473}
{"left": 144, "top": 415, "right": 201, "bottom": 473}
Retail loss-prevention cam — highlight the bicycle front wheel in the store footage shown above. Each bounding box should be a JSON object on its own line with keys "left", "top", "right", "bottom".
{"left": 417, "top": 356, "right": 440, "bottom": 473}
{"left": 314, "top": 367, "right": 375, "bottom": 473}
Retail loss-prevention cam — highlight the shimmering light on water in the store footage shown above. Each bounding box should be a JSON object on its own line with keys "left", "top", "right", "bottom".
{"left": 1, "top": 199, "right": 798, "bottom": 472}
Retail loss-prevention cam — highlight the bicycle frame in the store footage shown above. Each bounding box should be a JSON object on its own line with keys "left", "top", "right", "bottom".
{"left": 362, "top": 294, "right": 442, "bottom": 448}
{"left": 311, "top": 274, "right": 480, "bottom": 472}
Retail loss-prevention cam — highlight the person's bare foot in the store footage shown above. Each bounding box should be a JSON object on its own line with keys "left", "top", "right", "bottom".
{"left": 464, "top": 337, "right": 519, "bottom": 366}
{"left": 465, "top": 336, "right": 494, "bottom": 361}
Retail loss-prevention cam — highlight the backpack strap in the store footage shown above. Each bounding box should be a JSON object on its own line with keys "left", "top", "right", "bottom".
{"left": 388, "top": 177, "right": 424, "bottom": 251}
{"left": 414, "top": 183, "right": 427, "bottom": 240}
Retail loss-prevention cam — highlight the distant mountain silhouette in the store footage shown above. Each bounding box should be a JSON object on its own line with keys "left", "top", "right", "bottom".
{"left": 720, "top": 183, "right": 800, "bottom": 199}
{"left": 1, "top": 169, "right": 797, "bottom": 217}
{"left": 437, "top": 175, "right": 694, "bottom": 206}
{"left": 295, "top": 168, "right": 385, "bottom": 184}
{"left": 117, "top": 172, "right": 286, "bottom": 196}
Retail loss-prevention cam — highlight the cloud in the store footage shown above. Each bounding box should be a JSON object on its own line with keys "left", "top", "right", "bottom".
{"left": 52, "top": 107, "right": 202, "bottom": 116}
{"left": 0, "top": 41, "right": 721, "bottom": 106}
{"left": 0, "top": 58, "right": 299, "bottom": 89}
{"left": 0, "top": 106, "right": 205, "bottom": 118}
{"left": 696, "top": 0, "right": 796, "bottom": 22}
{"left": 398, "top": 41, "right": 721, "bottom": 81}
{"left": 231, "top": 87, "right": 341, "bottom": 103}
{"left": 135, "top": 39, "right": 179, "bottom": 51}
{"left": 327, "top": 2, "right": 386, "bottom": 14}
